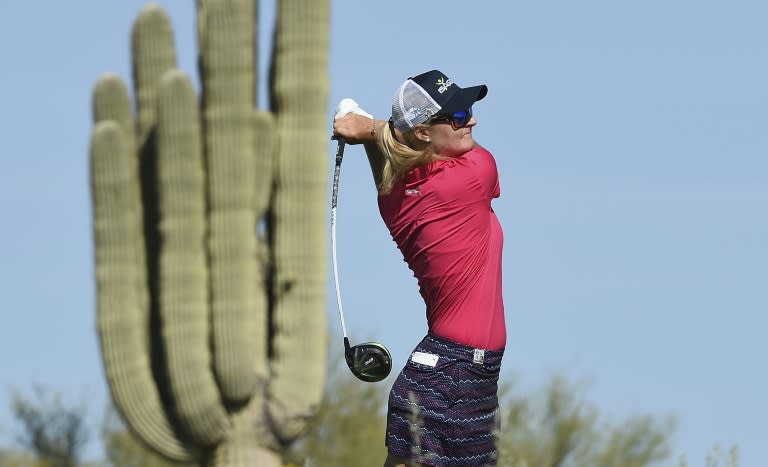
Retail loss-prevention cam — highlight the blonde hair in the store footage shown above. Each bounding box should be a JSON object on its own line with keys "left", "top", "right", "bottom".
{"left": 377, "top": 121, "right": 440, "bottom": 194}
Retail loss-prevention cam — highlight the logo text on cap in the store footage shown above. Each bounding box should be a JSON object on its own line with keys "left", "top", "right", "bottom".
{"left": 436, "top": 77, "right": 453, "bottom": 94}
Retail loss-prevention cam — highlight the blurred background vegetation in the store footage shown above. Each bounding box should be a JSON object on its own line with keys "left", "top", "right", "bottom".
{"left": 0, "top": 341, "right": 738, "bottom": 467}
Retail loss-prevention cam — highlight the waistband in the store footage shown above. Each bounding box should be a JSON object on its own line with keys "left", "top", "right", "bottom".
{"left": 420, "top": 333, "right": 504, "bottom": 367}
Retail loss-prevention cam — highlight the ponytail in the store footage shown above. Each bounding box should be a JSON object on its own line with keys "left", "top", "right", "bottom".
{"left": 376, "top": 121, "right": 439, "bottom": 195}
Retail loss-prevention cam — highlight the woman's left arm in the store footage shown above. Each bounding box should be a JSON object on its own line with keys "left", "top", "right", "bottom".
{"left": 333, "top": 114, "right": 386, "bottom": 188}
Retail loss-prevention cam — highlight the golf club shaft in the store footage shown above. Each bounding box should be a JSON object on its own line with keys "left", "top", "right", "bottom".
{"left": 331, "top": 138, "right": 349, "bottom": 339}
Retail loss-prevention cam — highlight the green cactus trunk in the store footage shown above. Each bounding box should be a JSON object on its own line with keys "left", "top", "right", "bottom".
{"left": 90, "top": 1, "right": 329, "bottom": 465}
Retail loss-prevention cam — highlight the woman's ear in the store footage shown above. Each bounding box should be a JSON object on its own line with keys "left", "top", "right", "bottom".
{"left": 413, "top": 124, "right": 431, "bottom": 143}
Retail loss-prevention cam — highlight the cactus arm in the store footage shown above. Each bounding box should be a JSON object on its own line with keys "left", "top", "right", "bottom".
{"left": 156, "top": 70, "right": 232, "bottom": 445}
{"left": 200, "top": 0, "right": 265, "bottom": 403}
{"left": 92, "top": 73, "right": 133, "bottom": 130}
{"left": 90, "top": 111, "right": 194, "bottom": 461}
{"left": 92, "top": 74, "right": 150, "bottom": 305}
{"left": 266, "top": 0, "right": 330, "bottom": 441}
{"left": 131, "top": 5, "right": 177, "bottom": 144}
{"left": 129, "top": 4, "right": 232, "bottom": 446}
{"left": 197, "top": 0, "right": 257, "bottom": 106}
{"left": 252, "top": 110, "right": 276, "bottom": 270}
{"left": 204, "top": 111, "right": 281, "bottom": 466}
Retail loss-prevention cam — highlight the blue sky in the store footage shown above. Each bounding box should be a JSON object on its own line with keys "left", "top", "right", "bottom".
{"left": 1, "top": 1, "right": 766, "bottom": 465}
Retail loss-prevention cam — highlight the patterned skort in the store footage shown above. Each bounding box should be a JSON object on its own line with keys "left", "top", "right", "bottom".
{"left": 385, "top": 333, "right": 504, "bottom": 466}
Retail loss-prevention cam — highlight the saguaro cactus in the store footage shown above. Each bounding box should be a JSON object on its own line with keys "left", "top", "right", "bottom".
{"left": 89, "top": 1, "right": 329, "bottom": 465}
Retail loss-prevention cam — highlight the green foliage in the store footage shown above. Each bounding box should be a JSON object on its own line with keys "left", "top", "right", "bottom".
{"left": 497, "top": 376, "right": 675, "bottom": 466}
{"left": 2, "top": 387, "right": 104, "bottom": 467}
{"left": 0, "top": 384, "right": 739, "bottom": 467}
{"left": 283, "top": 355, "right": 676, "bottom": 467}
{"left": 100, "top": 408, "right": 192, "bottom": 467}
{"left": 282, "top": 345, "right": 389, "bottom": 466}
{"left": 9, "top": 387, "right": 89, "bottom": 467}
{"left": 679, "top": 445, "right": 740, "bottom": 467}
{"left": 0, "top": 449, "right": 44, "bottom": 467}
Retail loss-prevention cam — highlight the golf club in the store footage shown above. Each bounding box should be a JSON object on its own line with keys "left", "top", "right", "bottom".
{"left": 331, "top": 136, "right": 392, "bottom": 383}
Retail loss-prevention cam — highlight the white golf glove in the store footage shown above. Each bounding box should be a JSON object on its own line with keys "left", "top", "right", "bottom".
{"left": 334, "top": 98, "right": 373, "bottom": 121}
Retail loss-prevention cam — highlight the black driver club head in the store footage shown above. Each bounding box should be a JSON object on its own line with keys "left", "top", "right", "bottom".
{"left": 344, "top": 337, "right": 392, "bottom": 382}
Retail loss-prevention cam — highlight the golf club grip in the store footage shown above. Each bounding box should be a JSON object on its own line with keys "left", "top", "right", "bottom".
{"left": 331, "top": 137, "right": 349, "bottom": 339}
{"left": 331, "top": 138, "right": 346, "bottom": 210}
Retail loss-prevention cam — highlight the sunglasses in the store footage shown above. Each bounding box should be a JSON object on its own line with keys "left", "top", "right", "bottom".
{"left": 429, "top": 107, "right": 473, "bottom": 129}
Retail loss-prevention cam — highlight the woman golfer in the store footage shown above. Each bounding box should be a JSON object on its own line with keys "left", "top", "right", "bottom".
{"left": 333, "top": 69, "right": 506, "bottom": 467}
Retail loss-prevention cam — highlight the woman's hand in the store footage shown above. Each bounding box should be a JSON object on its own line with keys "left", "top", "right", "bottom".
{"left": 332, "top": 98, "right": 377, "bottom": 144}
{"left": 332, "top": 113, "right": 377, "bottom": 145}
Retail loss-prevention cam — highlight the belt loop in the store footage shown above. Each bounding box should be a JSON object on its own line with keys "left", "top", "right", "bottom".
{"left": 473, "top": 348, "right": 485, "bottom": 366}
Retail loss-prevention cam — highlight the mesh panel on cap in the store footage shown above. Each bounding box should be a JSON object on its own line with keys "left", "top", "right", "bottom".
{"left": 391, "top": 79, "right": 441, "bottom": 132}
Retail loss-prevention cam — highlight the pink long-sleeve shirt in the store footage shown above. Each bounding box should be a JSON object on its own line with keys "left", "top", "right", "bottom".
{"left": 378, "top": 145, "right": 506, "bottom": 350}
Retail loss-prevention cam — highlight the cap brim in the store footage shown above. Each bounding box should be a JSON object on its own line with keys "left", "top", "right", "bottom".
{"left": 440, "top": 84, "right": 488, "bottom": 114}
